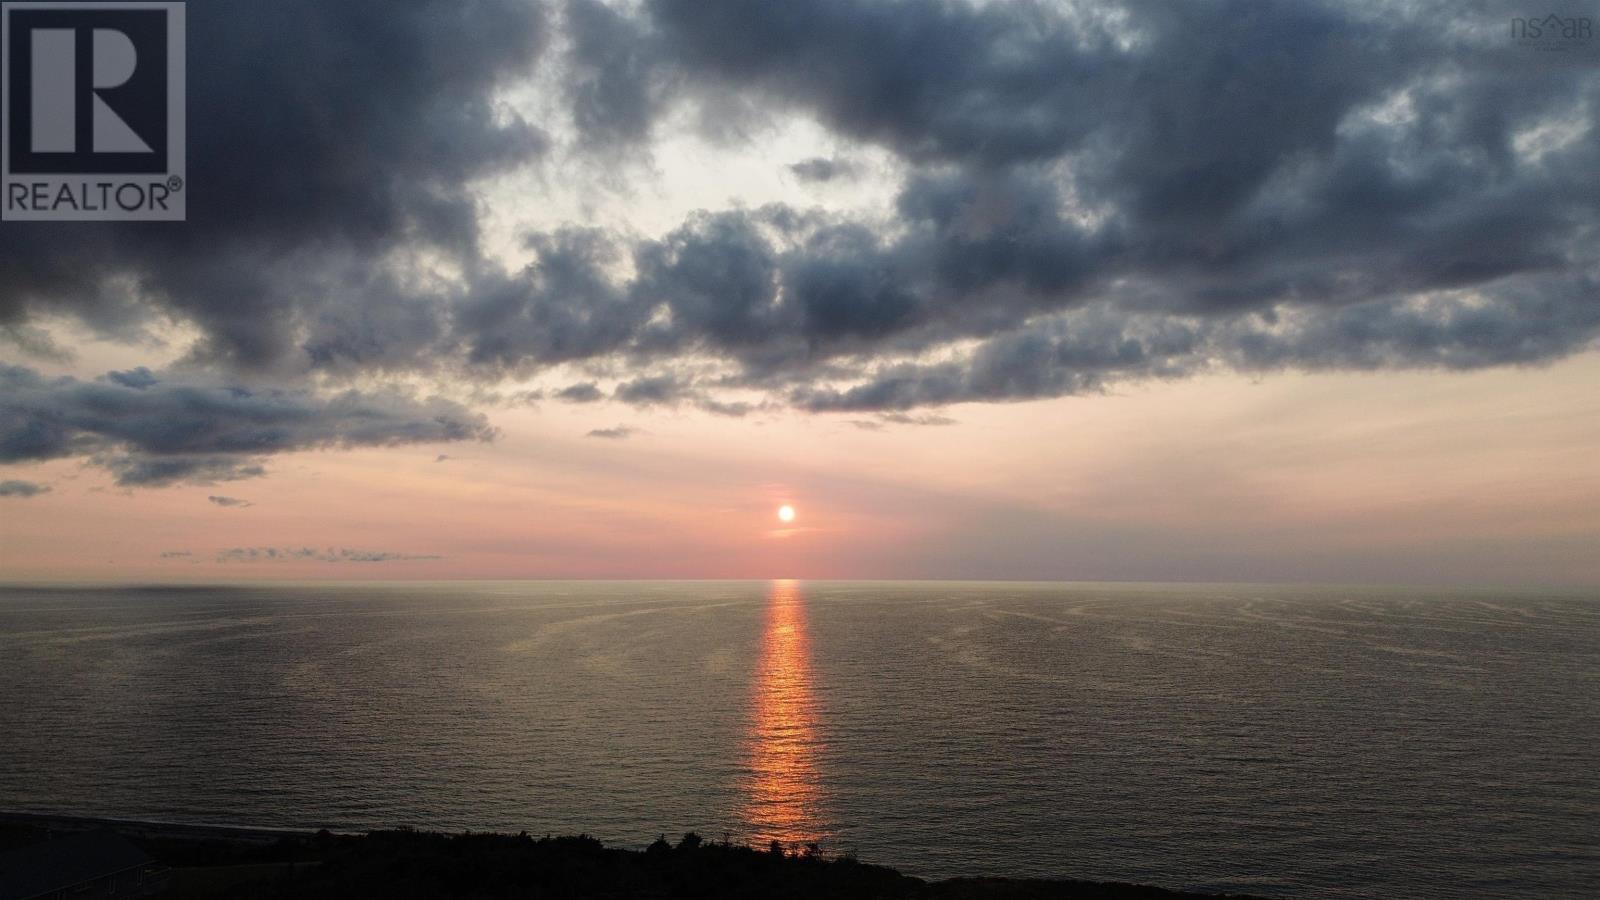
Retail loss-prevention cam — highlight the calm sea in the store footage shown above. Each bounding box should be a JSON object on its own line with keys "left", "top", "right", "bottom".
{"left": 0, "top": 581, "right": 1595, "bottom": 897}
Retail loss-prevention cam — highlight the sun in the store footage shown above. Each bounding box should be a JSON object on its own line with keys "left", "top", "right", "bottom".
{"left": 777, "top": 504, "right": 796, "bottom": 523}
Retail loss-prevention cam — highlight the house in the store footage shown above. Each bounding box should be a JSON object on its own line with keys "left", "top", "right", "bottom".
{"left": 0, "top": 831, "right": 167, "bottom": 900}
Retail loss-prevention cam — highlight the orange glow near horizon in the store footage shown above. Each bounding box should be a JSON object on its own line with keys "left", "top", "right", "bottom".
{"left": 742, "top": 579, "right": 827, "bottom": 846}
{"left": 3, "top": 357, "right": 1599, "bottom": 584}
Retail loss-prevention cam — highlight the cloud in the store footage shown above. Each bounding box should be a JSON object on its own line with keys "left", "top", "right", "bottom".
{"left": 555, "top": 382, "right": 605, "bottom": 403}
{"left": 456, "top": 135, "right": 1600, "bottom": 409}
{"left": 522, "top": 0, "right": 1599, "bottom": 407}
{"left": 849, "top": 412, "right": 957, "bottom": 430}
{"left": 159, "top": 550, "right": 193, "bottom": 558}
{"left": 0, "top": 364, "right": 496, "bottom": 486}
{"left": 207, "top": 495, "right": 253, "bottom": 508}
{"left": 106, "top": 367, "right": 160, "bottom": 389}
{"left": 792, "top": 279, "right": 1600, "bottom": 411}
{"left": 586, "top": 425, "right": 638, "bottom": 439}
{"left": 0, "top": 479, "right": 50, "bottom": 498}
{"left": 788, "top": 156, "right": 859, "bottom": 182}
{"left": 614, "top": 374, "right": 691, "bottom": 406}
{"left": 1, "top": 324, "right": 73, "bottom": 363}
{"left": 0, "top": 0, "right": 550, "bottom": 372}
{"left": 455, "top": 228, "right": 644, "bottom": 375}
{"left": 3, "top": 0, "right": 1599, "bottom": 416}
{"left": 212, "top": 547, "right": 442, "bottom": 563}
{"left": 697, "top": 397, "right": 758, "bottom": 418}
{"left": 564, "top": 0, "right": 668, "bottom": 154}
{"left": 880, "top": 412, "right": 957, "bottom": 427}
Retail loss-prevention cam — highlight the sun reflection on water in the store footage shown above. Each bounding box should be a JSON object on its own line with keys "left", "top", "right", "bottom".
{"left": 742, "top": 579, "right": 827, "bottom": 847}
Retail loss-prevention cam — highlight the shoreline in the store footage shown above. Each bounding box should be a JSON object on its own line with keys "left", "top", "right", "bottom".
{"left": 0, "top": 811, "right": 1274, "bottom": 899}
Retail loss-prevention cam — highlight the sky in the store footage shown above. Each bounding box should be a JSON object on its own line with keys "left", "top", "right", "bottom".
{"left": 1, "top": 0, "right": 1597, "bottom": 584}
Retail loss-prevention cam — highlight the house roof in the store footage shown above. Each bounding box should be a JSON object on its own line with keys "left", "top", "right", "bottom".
{"left": 0, "top": 831, "right": 154, "bottom": 900}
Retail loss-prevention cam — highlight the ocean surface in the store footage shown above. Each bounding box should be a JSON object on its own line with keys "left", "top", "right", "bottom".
{"left": 0, "top": 581, "right": 1596, "bottom": 897}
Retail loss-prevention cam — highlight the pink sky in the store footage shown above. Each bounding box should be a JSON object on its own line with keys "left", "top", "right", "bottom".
{"left": 3, "top": 0, "right": 1599, "bottom": 586}
{"left": 4, "top": 355, "right": 1596, "bottom": 585}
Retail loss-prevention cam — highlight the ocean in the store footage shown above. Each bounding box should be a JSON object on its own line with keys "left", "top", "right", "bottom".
{"left": 0, "top": 581, "right": 1595, "bottom": 897}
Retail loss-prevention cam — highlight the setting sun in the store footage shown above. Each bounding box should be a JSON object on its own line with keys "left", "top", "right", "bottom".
{"left": 777, "top": 505, "right": 796, "bottom": 523}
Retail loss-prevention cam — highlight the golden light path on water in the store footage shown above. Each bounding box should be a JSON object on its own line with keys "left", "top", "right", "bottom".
{"left": 742, "top": 579, "right": 827, "bottom": 847}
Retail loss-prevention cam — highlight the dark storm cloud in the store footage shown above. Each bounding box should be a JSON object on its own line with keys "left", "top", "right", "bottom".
{"left": 1222, "top": 275, "right": 1600, "bottom": 372}
{"left": 555, "top": 382, "right": 605, "bottom": 403}
{"left": 793, "top": 274, "right": 1600, "bottom": 411}
{"left": 3, "top": 0, "right": 1599, "bottom": 418}
{"left": 614, "top": 374, "right": 691, "bottom": 405}
{"left": 491, "top": 126, "right": 1600, "bottom": 412}
{"left": 0, "top": 0, "right": 550, "bottom": 371}
{"left": 456, "top": 228, "right": 646, "bottom": 374}
{"left": 630, "top": 0, "right": 1599, "bottom": 305}
{"left": 542, "top": 0, "right": 1598, "bottom": 408}
{"left": 645, "top": 0, "right": 1120, "bottom": 165}
{"left": 97, "top": 455, "right": 267, "bottom": 487}
{"left": 0, "top": 365, "right": 496, "bottom": 486}
{"left": 629, "top": 211, "right": 788, "bottom": 358}
{"left": 564, "top": 0, "right": 668, "bottom": 153}
{"left": 0, "top": 479, "right": 51, "bottom": 498}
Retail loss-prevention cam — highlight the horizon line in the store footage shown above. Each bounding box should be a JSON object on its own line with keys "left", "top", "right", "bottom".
{"left": 1, "top": 576, "right": 1596, "bottom": 592}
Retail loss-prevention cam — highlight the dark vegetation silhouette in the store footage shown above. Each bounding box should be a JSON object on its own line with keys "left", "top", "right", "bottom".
{"left": 1, "top": 821, "right": 1271, "bottom": 899}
